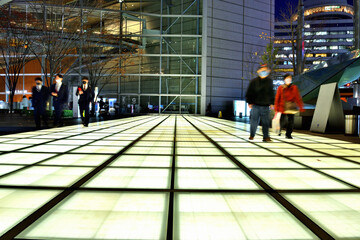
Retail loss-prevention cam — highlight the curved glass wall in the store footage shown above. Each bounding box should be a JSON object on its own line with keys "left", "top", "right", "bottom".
{"left": 0, "top": 0, "right": 203, "bottom": 114}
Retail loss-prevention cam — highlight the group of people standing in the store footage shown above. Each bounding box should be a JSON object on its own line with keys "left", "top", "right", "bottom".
{"left": 32, "top": 74, "right": 94, "bottom": 129}
{"left": 246, "top": 64, "right": 304, "bottom": 142}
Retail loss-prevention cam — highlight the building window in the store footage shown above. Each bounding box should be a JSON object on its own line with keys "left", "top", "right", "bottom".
{"left": 314, "top": 46, "right": 327, "bottom": 50}
{"left": 314, "top": 39, "right": 327, "bottom": 43}
{"left": 315, "top": 31, "right": 328, "bottom": 36}
{"left": 315, "top": 53, "right": 327, "bottom": 57}
{"left": 330, "top": 46, "right": 339, "bottom": 50}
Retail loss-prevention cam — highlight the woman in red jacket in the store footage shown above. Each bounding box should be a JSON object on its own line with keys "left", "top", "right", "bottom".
{"left": 274, "top": 74, "right": 304, "bottom": 139}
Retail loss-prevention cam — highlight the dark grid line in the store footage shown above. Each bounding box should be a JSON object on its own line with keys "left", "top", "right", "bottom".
{"left": 196, "top": 116, "right": 360, "bottom": 184}
{"left": 0, "top": 116, "right": 169, "bottom": 240}
{"left": 0, "top": 116, "right": 358, "bottom": 239}
{"left": 2, "top": 164, "right": 360, "bottom": 173}
{"left": 182, "top": 115, "right": 335, "bottom": 240}
{"left": 204, "top": 116, "right": 360, "bottom": 153}
{"left": 0, "top": 116, "right": 158, "bottom": 180}
{"left": 166, "top": 116, "right": 177, "bottom": 240}
{"left": 1, "top": 184, "right": 359, "bottom": 194}
{"left": 0, "top": 117, "right": 149, "bottom": 154}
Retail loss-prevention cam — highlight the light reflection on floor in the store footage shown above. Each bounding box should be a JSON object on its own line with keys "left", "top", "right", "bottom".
{"left": 0, "top": 115, "right": 359, "bottom": 239}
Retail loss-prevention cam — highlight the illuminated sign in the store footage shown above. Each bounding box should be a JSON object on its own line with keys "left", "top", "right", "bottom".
{"left": 293, "top": 6, "right": 354, "bottom": 20}
{"left": 325, "top": 6, "right": 341, "bottom": 11}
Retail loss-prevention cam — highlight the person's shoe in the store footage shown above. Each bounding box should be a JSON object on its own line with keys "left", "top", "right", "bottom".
{"left": 263, "top": 137, "right": 272, "bottom": 142}
{"left": 84, "top": 124, "right": 88, "bottom": 127}
{"left": 248, "top": 136, "right": 254, "bottom": 140}
{"left": 285, "top": 135, "right": 293, "bottom": 139}
{"left": 278, "top": 133, "right": 281, "bottom": 136}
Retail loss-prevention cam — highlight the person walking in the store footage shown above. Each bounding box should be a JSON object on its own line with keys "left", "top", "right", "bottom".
{"left": 76, "top": 77, "right": 94, "bottom": 127}
{"left": 32, "top": 77, "right": 49, "bottom": 128}
{"left": 246, "top": 64, "right": 275, "bottom": 142}
{"left": 50, "top": 74, "right": 68, "bottom": 127}
{"left": 20, "top": 95, "right": 29, "bottom": 110}
{"left": 274, "top": 74, "right": 304, "bottom": 139}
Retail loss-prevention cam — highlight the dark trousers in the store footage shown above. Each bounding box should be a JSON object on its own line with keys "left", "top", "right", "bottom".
{"left": 250, "top": 105, "right": 270, "bottom": 139}
{"left": 280, "top": 114, "right": 295, "bottom": 136}
{"left": 34, "top": 107, "right": 48, "bottom": 128}
{"left": 54, "top": 104, "right": 64, "bottom": 126}
{"left": 79, "top": 103, "right": 90, "bottom": 125}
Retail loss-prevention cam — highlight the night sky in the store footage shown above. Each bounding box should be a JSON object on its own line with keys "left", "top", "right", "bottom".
{"left": 275, "top": 0, "right": 354, "bottom": 20}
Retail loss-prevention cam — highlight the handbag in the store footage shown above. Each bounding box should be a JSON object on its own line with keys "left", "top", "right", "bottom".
{"left": 284, "top": 101, "right": 297, "bottom": 111}
{"left": 282, "top": 85, "right": 298, "bottom": 114}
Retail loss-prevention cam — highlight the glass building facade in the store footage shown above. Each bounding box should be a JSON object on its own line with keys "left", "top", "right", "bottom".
{"left": 0, "top": 0, "right": 203, "bottom": 114}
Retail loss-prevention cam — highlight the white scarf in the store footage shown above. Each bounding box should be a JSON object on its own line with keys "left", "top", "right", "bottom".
{"left": 56, "top": 82, "right": 62, "bottom": 92}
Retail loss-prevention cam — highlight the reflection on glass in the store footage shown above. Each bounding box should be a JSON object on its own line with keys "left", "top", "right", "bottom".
{"left": 291, "top": 157, "right": 360, "bottom": 168}
{"left": 0, "top": 189, "right": 59, "bottom": 235}
{"left": 0, "top": 144, "right": 30, "bottom": 151}
{"left": 111, "top": 155, "right": 172, "bottom": 167}
{"left": 236, "top": 156, "right": 304, "bottom": 169}
{"left": 72, "top": 146, "right": 124, "bottom": 154}
{"left": 85, "top": 168, "right": 170, "bottom": 189}
{"left": 254, "top": 170, "right": 351, "bottom": 190}
{"left": 0, "top": 166, "right": 93, "bottom": 187}
{"left": 176, "top": 156, "right": 236, "bottom": 168}
{"left": 0, "top": 165, "right": 23, "bottom": 176}
{"left": 176, "top": 169, "right": 259, "bottom": 190}
{"left": 18, "top": 192, "right": 168, "bottom": 239}
{"left": 0, "top": 153, "right": 55, "bottom": 165}
{"left": 20, "top": 145, "right": 79, "bottom": 153}
{"left": 40, "top": 154, "right": 111, "bottom": 166}
{"left": 284, "top": 193, "right": 360, "bottom": 239}
{"left": 174, "top": 193, "right": 316, "bottom": 239}
{"left": 126, "top": 147, "right": 172, "bottom": 155}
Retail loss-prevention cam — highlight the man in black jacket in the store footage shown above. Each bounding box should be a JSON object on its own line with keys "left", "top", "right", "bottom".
{"left": 245, "top": 64, "right": 275, "bottom": 142}
{"left": 50, "top": 74, "right": 68, "bottom": 127}
{"left": 76, "top": 77, "right": 94, "bottom": 127}
{"left": 32, "top": 77, "right": 49, "bottom": 128}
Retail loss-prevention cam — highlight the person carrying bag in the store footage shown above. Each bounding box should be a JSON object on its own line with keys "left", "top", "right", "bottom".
{"left": 274, "top": 74, "right": 304, "bottom": 139}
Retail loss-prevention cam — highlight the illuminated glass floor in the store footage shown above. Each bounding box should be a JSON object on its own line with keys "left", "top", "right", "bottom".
{"left": 0, "top": 115, "right": 360, "bottom": 239}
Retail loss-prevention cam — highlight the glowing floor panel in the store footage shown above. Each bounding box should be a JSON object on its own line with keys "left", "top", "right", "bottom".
{"left": 0, "top": 115, "right": 359, "bottom": 239}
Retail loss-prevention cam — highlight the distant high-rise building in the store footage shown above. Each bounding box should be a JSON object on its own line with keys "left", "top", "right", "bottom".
{"left": 274, "top": 0, "right": 355, "bottom": 81}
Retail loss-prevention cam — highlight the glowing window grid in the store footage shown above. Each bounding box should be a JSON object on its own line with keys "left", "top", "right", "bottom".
{"left": 0, "top": 115, "right": 358, "bottom": 239}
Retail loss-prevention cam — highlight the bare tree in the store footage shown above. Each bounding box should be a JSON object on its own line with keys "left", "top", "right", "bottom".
{"left": 26, "top": 0, "right": 82, "bottom": 88}
{"left": 74, "top": 19, "right": 139, "bottom": 114}
{"left": 244, "top": 47, "right": 261, "bottom": 81}
{"left": 0, "top": 5, "right": 32, "bottom": 114}
{"left": 260, "top": 41, "right": 279, "bottom": 77}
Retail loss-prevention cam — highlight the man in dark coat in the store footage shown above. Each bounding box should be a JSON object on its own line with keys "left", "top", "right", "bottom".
{"left": 245, "top": 64, "right": 275, "bottom": 142}
{"left": 76, "top": 77, "right": 94, "bottom": 127}
{"left": 50, "top": 74, "right": 68, "bottom": 127}
{"left": 32, "top": 77, "right": 49, "bottom": 128}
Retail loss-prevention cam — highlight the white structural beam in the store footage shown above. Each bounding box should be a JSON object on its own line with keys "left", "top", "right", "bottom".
{"left": 0, "top": 0, "right": 11, "bottom": 6}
